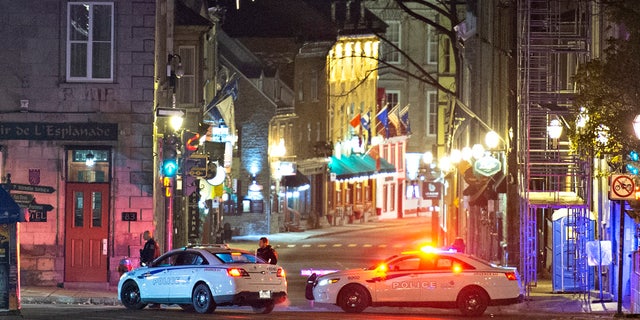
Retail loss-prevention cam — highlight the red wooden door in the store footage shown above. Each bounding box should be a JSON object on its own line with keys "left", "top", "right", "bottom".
{"left": 64, "top": 183, "right": 109, "bottom": 282}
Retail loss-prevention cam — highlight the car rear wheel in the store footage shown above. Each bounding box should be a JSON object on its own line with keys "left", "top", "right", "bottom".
{"left": 252, "top": 300, "right": 275, "bottom": 314}
{"left": 338, "top": 284, "right": 370, "bottom": 313}
{"left": 120, "top": 281, "right": 147, "bottom": 310}
{"left": 456, "top": 286, "right": 489, "bottom": 317}
{"left": 192, "top": 283, "right": 216, "bottom": 314}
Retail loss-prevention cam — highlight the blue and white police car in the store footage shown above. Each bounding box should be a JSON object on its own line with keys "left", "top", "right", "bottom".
{"left": 118, "top": 244, "right": 287, "bottom": 314}
{"left": 306, "top": 247, "right": 523, "bottom": 316}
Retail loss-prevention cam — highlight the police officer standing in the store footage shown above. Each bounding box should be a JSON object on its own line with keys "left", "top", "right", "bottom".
{"left": 256, "top": 237, "right": 278, "bottom": 264}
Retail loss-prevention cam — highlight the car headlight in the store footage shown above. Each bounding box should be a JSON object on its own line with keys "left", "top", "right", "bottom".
{"left": 317, "top": 278, "right": 340, "bottom": 286}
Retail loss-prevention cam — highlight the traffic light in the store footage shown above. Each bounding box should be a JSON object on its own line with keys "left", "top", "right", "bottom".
{"left": 162, "top": 134, "right": 179, "bottom": 177}
{"left": 626, "top": 150, "right": 639, "bottom": 175}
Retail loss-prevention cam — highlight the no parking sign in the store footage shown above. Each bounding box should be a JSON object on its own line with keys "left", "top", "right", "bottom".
{"left": 609, "top": 174, "right": 636, "bottom": 200}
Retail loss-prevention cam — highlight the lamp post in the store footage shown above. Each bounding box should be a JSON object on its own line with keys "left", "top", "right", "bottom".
{"left": 270, "top": 139, "right": 287, "bottom": 229}
{"left": 547, "top": 118, "right": 563, "bottom": 148}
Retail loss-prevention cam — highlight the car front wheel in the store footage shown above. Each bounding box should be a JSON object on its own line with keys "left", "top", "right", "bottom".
{"left": 457, "top": 286, "right": 489, "bottom": 317}
{"left": 192, "top": 283, "right": 216, "bottom": 314}
{"left": 120, "top": 281, "right": 147, "bottom": 310}
{"left": 338, "top": 284, "right": 370, "bottom": 313}
{"left": 252, "top": 300, "right": 275, "bottom": 314}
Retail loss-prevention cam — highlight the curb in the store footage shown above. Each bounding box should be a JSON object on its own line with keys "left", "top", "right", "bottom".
{"left": 21, "top": 296, "right": 119, "bottom": 306}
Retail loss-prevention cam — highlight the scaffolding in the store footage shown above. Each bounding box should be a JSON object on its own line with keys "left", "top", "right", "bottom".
{"left": 517, "top": 0, "right": 593, "bottom": 296}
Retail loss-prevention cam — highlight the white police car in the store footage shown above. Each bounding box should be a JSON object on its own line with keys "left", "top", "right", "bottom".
{"left": 118, "top": 244, "right": 287, "bottom": 314}
{"left": 306, "top": 247, "right": 523, "bottom": 316}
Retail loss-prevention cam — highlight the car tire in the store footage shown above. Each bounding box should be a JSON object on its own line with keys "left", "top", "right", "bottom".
{"left": 338, "top": 284, "right": 370, "bottom": 313}
{"left": 192, "top": 283, "right": 216, "bottom": 314}
{"left": 179, "top": 304, "right": 195, "bottom": 312}
{"left": 456, "top": 286, "right": 489, "bottom": 317}
{"left": 120, "top": 281, "right": 147, "bottom": 310}
{"left": 252, "top": 300, "right": 275, "bottom": 314}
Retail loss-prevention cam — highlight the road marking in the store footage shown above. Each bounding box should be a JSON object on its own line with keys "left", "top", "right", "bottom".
{"left": 347, "top": 244, "right": 357, "bottom": 247}
{"left": 318, "top": 244, "right": 327, "bottom": 248}
{"left": 287, "top": 244, "right": 296, "bottom": 248}
{"left": 332, "top": 244, "right": 342, "bottom": 247}
{"left": 363, "top": 244, "right": 372, "bottom": 247}
{"left": 302, "top": 244, "right": 311, "bottom": 248}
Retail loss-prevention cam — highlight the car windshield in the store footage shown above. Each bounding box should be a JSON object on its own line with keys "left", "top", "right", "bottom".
{"left": 215, "top": 252, "right": 260, "bottom": 264}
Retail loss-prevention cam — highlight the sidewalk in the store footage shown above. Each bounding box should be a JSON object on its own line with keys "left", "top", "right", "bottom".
{"left": 17, "top": 216, "right": 632, "bottom": 318}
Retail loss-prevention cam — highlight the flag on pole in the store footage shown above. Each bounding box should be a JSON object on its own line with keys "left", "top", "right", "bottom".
{"left": 366, "top": 144, "right": 381, "bottom": 171}
{"left": 361, "top": 112, "right": 370, "bottom": 131}
{"left": 215, "top": 95, "right": 235, "bottom": 136}
{"left": 361, "top": 111, "right": 371, "bottom": 146}
{"left": 350, "top": 113, "right": 361, "bottom": 129}
{"left": 376, "top": 104, "right": 389, "bottom": 137}
{"left": 400, "top": 104, "right": 411, "bottom": 134}
{"left": 388, "top": 103, "right": 400, "bottom": 130}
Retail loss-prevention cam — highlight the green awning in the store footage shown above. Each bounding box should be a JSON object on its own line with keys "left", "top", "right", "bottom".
{"left": 329, "top": 154, "right": 395, "bottom": 180}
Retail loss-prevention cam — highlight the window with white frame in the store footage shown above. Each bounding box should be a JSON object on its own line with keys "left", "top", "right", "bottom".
{"left": 177, "top": 46, "right": 196, "bottom": 105}
{"left": 426, "top": 91, "right": 437, "bottom": 136}
{"left": 385, "top": 90, "right": 400, "bottom": 108}
{"left": 381, "top": 21, "right": 401, "bottom": 64}
{"left": 427, "top": 25, "right": 438, "bottom": 65}
{"left": 67, "top": 2, "right": 114, "bottom": 82}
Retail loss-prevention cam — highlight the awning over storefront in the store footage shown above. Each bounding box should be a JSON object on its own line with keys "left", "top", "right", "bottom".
{"left": 282, "top": 170, "right": 310, "bottom": 188}
{"left": 329, "top": 154, "right": 395, "bottom": 180}
{"left": 0, "top": 186, "right": 23, "bottom": 224}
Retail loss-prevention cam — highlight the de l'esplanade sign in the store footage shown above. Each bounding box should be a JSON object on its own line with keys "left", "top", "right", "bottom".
{"left": 0, "top": 122, "right": 118, "bottom": 141}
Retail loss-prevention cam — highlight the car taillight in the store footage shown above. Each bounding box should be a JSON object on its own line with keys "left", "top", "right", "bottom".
{"left": 227, "top": 268, "right": 249, "bottom": 277}
{"left": 505, "top": 272, "right": 517, "bottom": 281}
{"left": 277, "top": 267, "right": 285, "bottom": 278}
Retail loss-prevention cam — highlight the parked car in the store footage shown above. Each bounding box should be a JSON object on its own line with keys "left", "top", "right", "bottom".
{"left": 118, "top": 244, "right": 287, "bottom": 314}
{"left": 306, "top": 246, "right": 523, "bottom": 316}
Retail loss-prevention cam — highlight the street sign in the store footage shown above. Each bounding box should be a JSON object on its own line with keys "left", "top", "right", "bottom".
{"left": 1, "top": 183, "right": 55, "bottom": 193}
{"left": 609, "top": 174, "right": 636, "bottom": 200}
{"left": 473, "top": 156, "right": 502, "bottom": 177}
{"left": 186, "top": 154, "right": 208, "bottom": 178}
{"left": 11, "top": 193, "right": 34, "bottom": 204}
{"left": 28, "top": 210, "right": 47, "bottom": 222}
{"left": 18, "top": 203, "right": 54, "bottom": 211}
{"left": 156, "top": 107, "right": 186, "bottom": 118}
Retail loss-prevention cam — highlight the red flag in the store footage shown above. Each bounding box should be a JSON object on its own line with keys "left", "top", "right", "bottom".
{"left": 368, "top": 145, "right": 381, "bottom": 171}
{"left": 350, "top": 113, "right": 361, "bottom": 128}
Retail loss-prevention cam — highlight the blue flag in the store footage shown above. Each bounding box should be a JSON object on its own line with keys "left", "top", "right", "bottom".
{"left": 400, "top": 104, "right": 411, "bottom": 134}
{"left": 376, "top": 104, "right": 389, "bottom": 138}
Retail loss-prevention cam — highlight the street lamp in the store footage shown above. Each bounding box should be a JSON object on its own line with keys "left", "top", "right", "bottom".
{"left": 485, "top": 131, "right": 501, "bottom": 150}
{"left": 547, "top": 118, "right": 563, "bottom": 148}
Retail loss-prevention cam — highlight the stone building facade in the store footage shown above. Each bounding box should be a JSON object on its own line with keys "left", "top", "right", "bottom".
{"left": 0, "top": 0, "right": 156, "bottom": 287}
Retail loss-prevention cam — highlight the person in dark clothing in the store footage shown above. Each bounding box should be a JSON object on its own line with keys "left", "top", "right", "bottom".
{"left": 256, "top": 237, "right": 278, "bottom": 264}
{"left": 140, "top": 230, "right": 159, "bottom": 266}
{"left": 449, "top": 237, "right": 466, "bottom": 253}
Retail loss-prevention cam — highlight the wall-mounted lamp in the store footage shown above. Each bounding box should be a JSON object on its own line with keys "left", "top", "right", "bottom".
{"left": 85, "top": 152, "right": 95, "bottom": 167}
{"left": 633, "top": 115, "right": 640, "bottom": 140}
{"left": 167, "top": 54, "right": 185, "bottom": 80}
{"left": 20, "top": 99, "right": 29, "bottom": 112}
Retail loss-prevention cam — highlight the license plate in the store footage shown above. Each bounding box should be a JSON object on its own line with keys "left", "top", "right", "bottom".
{"left": 259, "top": 290, "right": 271, "bottom": 299}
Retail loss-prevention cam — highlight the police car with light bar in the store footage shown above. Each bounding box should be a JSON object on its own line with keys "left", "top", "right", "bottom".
{"left": 118, "top": 244, "right": 287, "bottom": 314}
{"left": 306, "top": 247, "right": 523, "bottom": 316}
